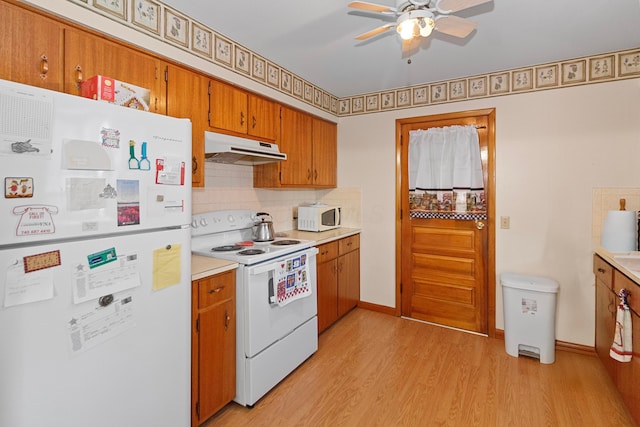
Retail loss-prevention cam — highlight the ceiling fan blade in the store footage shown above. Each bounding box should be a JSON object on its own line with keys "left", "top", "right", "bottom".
{"left": 434, "top": 15, "right": 477, "bottom": 38}
{"left": 355, "top": 24, "right": 395, "bottom": 40}
{"left": 348, "top": 1, "right": 397, "bottom": 14}
{"left": 437, "top": 0, "right": 491, "bottom": 13}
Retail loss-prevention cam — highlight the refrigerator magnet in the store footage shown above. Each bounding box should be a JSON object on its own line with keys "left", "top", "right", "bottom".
{"left": 5, "top": 177, "right": 33, "bottom": 198}
{"left": 23, "top": 250, "right": 61, "bottom": 273}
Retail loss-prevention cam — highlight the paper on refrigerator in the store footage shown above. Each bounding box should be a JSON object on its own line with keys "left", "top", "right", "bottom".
{"left": 67, "top": 292, "right": 135, "bottom": 354}
{"left": 72, "top": 250, "right": 141, "bottom": 304}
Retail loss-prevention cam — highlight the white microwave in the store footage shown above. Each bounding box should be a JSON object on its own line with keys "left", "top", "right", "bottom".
{"left": 297, "top": 205, "right": 341, "bottom": 232}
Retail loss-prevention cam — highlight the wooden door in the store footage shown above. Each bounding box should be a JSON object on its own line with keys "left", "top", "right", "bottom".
{"left": 64, "top": 28, "right": 166, "bottom": 114}
{"left": 0, "top": 1, "right": 64, "bottom": 91}
{"left": 279, "top": 107, "right": 313, "bottom": 186}
{"left": 166, "top": 65, "right": 208, "bottom": 187}
{"left": 248, "top": 95, "right": 278, "bottom": 141}
{"left": 397, "top": 109, "right": 495, "bottom": 334}
{"left": 209, "top": 80, "right": 247, "bottom": 134}
{"left": 312, "top": 118, "right": 337, "bottom": 187}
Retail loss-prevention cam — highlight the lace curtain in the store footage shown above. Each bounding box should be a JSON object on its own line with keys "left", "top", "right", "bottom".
{"left": 408, "top": 125, "right": 485, "bottom": 214}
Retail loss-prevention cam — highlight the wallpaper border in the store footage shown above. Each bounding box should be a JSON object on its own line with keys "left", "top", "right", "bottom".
{"left": 66, "top": 0, "right": 640, "bottom": 118}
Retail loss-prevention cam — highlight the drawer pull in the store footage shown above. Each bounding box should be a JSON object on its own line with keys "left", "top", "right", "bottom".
{"left": 208, "top": 286, "right": 224, "bottom": 294}
{"left": 597, "top": 268, "right": 606, "bottom": 273}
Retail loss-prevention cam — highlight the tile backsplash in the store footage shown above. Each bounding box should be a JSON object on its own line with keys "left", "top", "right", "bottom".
{"left": 592, "top": 188, "right": 640, "bottom": 248}
{"left": 192, "top": 162, "right": 361, "bottom": 233}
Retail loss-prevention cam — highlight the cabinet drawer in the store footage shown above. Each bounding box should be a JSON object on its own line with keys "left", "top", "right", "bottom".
{"left": 594, "top": 255, "right": 613, "bottom": 289}
{"left": 614, "top": 270, "right": 640, "bottom": 315}
{"left": 339, "top": 234, "right": 360, "bottom": 255}
{"left": 317, "top": 241, "right": 338, "bottom": 263}
{"left": 198, "top": 270, "right": 235, "bottom": 309}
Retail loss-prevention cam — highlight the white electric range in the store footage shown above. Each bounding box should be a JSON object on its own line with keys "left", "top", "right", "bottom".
{"left": 191, "top": 210, "right": 318, "bottom": 407}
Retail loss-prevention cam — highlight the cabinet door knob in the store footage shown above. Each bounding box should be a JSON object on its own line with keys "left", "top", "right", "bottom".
{"left": 192, "top": 155, "right": 198, "bottom": 174}
{"left": 224, "top": 310, "right": 231, "bottom": 330}
{"left": 74, "top": 65, "right": 83, "bottom": 88}
{"left": 39, "top": 54, "right": 48, "bottom": 78}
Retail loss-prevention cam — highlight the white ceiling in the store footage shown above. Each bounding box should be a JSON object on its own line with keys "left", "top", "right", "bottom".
{"left": 162, "top": 0, "right": 640, "bottom": 98}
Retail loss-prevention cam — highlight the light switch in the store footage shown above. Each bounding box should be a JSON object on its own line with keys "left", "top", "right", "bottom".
{"left": 500, "top": 216, "right": 510, "bottom": 229}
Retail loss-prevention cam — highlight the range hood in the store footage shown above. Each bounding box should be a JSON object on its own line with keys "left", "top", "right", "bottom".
{"left": 204, "top": 131, "right": 287, "bottom": 165}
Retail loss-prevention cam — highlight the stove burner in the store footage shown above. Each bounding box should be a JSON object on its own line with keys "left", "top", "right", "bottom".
{"left": 238, "top": 249, "right": 266, "bottom": 256}
{"left": 271, "top": 239, "right": 301, "bottom": 246}
{"left": 212, "top": 245, "right": 243, "bottom": 252}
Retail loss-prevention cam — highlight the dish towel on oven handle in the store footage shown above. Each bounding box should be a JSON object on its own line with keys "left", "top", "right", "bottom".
{"left": 269, "top": 253, "right": 311, "bottom": 307}
{"left": 610, "top": 288, "right": 632, "bottom": 362}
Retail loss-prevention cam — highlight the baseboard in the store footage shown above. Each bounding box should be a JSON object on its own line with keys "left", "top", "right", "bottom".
{"left": 357, "top": 301, "right": 396, "bottom": 316}
{"left": 495, "top": 329, "right": 595, "bottom": 356}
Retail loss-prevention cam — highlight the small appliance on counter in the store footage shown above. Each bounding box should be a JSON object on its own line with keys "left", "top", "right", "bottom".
{"left": 297, "top": 203, "right": 341, "bottom": 232}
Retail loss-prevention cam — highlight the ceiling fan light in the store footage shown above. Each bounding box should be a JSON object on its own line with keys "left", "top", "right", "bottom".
{"left": 397, "top": 18, "right": 417, "bottom": 40}
{"left": 418, "top": 17, "right": 435, "bottom": 37}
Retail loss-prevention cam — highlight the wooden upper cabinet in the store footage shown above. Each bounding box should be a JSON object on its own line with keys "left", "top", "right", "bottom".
{"left": 279, "top": 106, "right": 313, "bottom": 186}
{"left": 208, "top": 79, "right": 279, "bottom": 141}
{"left": 254, "top": 109, "right": 337, "bottom": 189}
{"left": 312, "top": 117, "right": 337, "bottom": 187}
{"left": 208, "top": 79, "right": 247, "bottom": 134}
{"left": 166, "top": 65, "right": 208, "bottom": 187}
{"left": 0, "top": 1, "right": 64, "bottom": 91}
{"left": 248, "top": 95, "right": 279, "bottom": 140}
{"left": 63, "top": 28, "right": 166, "bottom": 114}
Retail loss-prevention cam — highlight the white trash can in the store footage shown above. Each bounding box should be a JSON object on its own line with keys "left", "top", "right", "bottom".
{"left": 501, "top": 272, "right": 559, "bottom": 364}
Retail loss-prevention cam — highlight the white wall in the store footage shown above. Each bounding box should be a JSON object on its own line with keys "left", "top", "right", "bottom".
{"left": 338, "top": 79, "right": 640, "bottom": 345}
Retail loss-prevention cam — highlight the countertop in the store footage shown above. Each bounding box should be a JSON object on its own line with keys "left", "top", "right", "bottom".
{"left": 594, "top": 247, "right": 640, "bottom": 286}
{"left": 191, "top": 227, "right": 361, "bottom": 281}
{"left": 191, "top": 255, "right": 238, "bottom": 281}
{"left": 277, "top": 227, "right": 361, "bottom": 245}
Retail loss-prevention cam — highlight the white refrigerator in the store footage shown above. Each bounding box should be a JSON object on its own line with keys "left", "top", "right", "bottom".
{"left": 0, "top": 79, "right": 192, "bottom": 427}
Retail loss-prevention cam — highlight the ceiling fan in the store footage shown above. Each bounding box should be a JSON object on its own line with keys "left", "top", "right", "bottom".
{"left": 349, "top": 0, "right": 491, "bottom": 42}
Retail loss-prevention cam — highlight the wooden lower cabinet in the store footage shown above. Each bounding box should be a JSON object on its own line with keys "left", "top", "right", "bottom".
{"left": 593, "top": 255, "right": 639, "bottom": 425}
{"left": 317, "top": 235, "right": 360, "bottom": 333}
{"left": 191, "top": 270, "right": 236, "bottom": 426}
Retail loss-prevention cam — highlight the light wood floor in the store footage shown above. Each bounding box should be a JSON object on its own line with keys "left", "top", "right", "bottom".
{"left": 204, "top": 308, "right": 635, "bottom": 426}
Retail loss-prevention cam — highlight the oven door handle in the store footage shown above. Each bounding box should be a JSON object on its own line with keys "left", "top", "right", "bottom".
{"left": 268, "top": 275, "right": 276, "bottom": 304}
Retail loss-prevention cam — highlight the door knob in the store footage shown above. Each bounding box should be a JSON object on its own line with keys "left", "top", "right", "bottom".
{"left": 475, "top": 220, "right": 485, "bottom": 230}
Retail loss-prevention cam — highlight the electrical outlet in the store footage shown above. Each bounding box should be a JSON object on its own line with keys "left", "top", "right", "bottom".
{"left": 500, "top": 216, "right": 510, "bottom": 229}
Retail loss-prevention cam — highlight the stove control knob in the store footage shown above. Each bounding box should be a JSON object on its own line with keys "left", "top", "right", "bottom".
{"left": 191, "top": 219, "right": 198, "bottom": 228}
{"left": 199, "top": 218, "right": 208, "bottom": 227}
{"left": 227, "top": 215, "right": 235, "bottom": 223}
